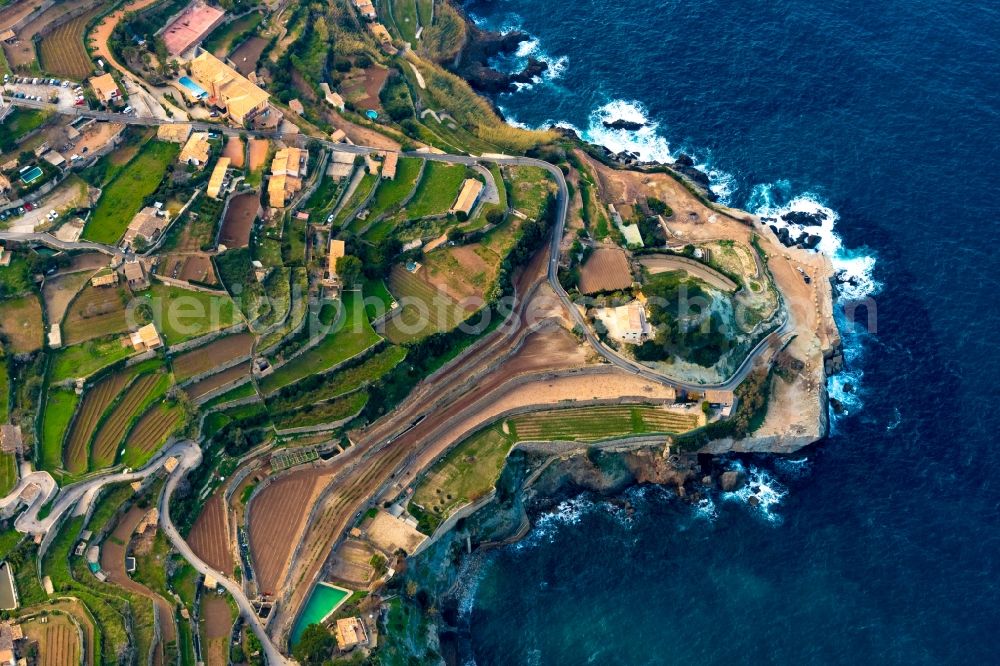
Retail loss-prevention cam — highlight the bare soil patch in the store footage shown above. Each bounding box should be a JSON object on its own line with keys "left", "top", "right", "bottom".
{"left": 221, "top": 135, "right": 245, "bottom": 168}
{"left": 247, "top": 138, "right": 269, "bottom": 172}
{"left": 229, "top": 35, "right": 267, "bottom": 77}
{"left": 219, "top": 192, "right": 259, "bottom": 248}
{"left": 578, "top": 246, "right": 633, "bottom": 294}
{"left": 44, "top": 269, "right": 93, "bottom": 327}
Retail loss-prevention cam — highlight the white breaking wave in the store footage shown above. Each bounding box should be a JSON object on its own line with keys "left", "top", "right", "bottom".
{"left": 720, "top": 461, "right": 788, "bottom": 524}
{"left": 581, "top": 100, "right": 675, "bottom": 164}
{"left": 749, "top": 184, "right": 881, "bottom": 303}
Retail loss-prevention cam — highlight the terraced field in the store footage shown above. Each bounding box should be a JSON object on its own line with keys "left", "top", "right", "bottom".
{"left": 64, "top": 369, "right": 135, "bottom": 473}
{"left": 259, "top": 291, "right": 380, "bottom": 394}
{"left": 90, "top": 371, "right": 171, "bottom": 469}
{"left": 63, "top": 284, "right": 131, "bottom": 345}
{"left": 22, "top": 613, "right": 81, "bottom": 666}
{"left": 171, "top": 332, "right": 254, "bottom": 381}
{"left": 511, "top": 405, "right": 700, "bottom": 441}
{"left": 123, "top": 402, "right": 184, "bottom": 465}
{"left": 411, "top": 426, "right": 512, "bottom": 521}
{"left": 39, "top": 8, "right": 101, "bottom": 79}
{"left": 383, "top": 265, "right": 469, "bottom": 343}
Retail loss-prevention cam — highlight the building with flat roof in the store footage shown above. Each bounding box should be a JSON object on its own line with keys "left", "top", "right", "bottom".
{"left": 179, "top": 131, "right": 211, "bottom": 165}
{"left": 451, "top": 178, "right": 484, "bottom": 217}
{"left": 335, "top": 617, "right": 369, "bottom": 650}
{"left": 130, "top": 323, "right": 162, "bottom": 352}
{"left": 207, "top": 156, "right": 230, "bottom": 198}
{"left": 89, "top": 73, "right": 120, "bottom": 104}
{"left": 162, "top": 1, "right": 226, "bottom": 56}
{"left": 189, "top": 51, "right": 270, "bottom": 125}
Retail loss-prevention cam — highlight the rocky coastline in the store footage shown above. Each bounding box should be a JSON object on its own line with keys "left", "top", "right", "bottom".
{"left": 391, "top": 440, "right": 787, "bottom": 665}
{"left": 450, "top": 16, "right": 548, "bottom": 94}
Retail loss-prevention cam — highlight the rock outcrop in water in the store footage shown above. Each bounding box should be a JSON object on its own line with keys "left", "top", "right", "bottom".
{"left": 452, "top": 23, "right": 548, "bottom": 94}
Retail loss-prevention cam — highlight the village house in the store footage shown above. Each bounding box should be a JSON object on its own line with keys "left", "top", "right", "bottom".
{"left": 129, "top": 323, "right": 162, "bottom": 352}
{"left": 335, "top": 617, "right": 369, "bottom": 651}
{"left": 451, "top": 178, "right": 484, "bottom": 217}
{"left": 207, "top": 156, "right": 230, "bottom": 198}
{"left": 326, "top": 238, "right": 346, "bottom": 291}
{"left": 369, "top": 23, "right": 396, "bottom": 53}
{"left": 320, "top": 83, "right": 346, "bottom": 111}
{"left": 89, "top": 73, "right": 120, "bottom": 105}
{"left": 352, "top": 0, "right": 377, "bottom": 20}
{"left": 156, "top": 123, "right": 193, "bottom": 143}
{"left": 123, "top": 260, "right": 150, "bottom": 290}
{"left": 90, "top": 267, "right": 119, "bottom": 287}
{"left": 123, "top": 206, "right": 169, "bottom": 247}
{"left": 381, "top": 151, "right": 398, "bottom": 180}
{"left": 179, "top": 132, "right": 211, "bottom": 165}
{"left": 267, "top": 147, "right": 307, "bottom": 208}
{"left": 189, "top": 51, "right": 271, "bottom": 126}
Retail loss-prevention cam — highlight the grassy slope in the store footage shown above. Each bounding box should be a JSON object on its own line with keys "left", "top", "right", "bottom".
{"left": 149, "top": 282, "right": 238, "bottom": 345}
{"left": 260, "top": 290, "right": 380, "bottom": 393}
{"left": 39, "top": 387, "right": 78, "bottom": 473}
{"left": 83, "top": 141, "right": 180, "bottom": 244}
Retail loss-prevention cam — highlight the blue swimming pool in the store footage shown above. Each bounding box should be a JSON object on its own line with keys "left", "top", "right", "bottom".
{"left": 19, "top": 166, "right": 42, "bottom": 184}
{"left": 178, "top": 76, "right": 208, "bottom": 100}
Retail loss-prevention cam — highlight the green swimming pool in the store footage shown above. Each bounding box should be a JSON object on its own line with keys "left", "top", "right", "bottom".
{"left": 290, "top": 582, "right": 351, "bottom": 647}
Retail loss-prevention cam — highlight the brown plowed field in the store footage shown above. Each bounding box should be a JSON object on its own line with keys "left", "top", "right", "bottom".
{"left": 64, "top": 369, "right": 133, "bottom": 473}
{"left": 188, "top": 491, "right": 232, "bottom": 574}
{"left": 247, "top": 468, "right": 331, "bottom": 595}
{"left": 100, "top": 506, "right": 177, "bottom": 660}
{"left": 578, "top": 246, "right": 633, "bottom": 294}
{"left": 218, "top": 192, "right": 258, "bottom": 248}
{"left": 126, "top": 403, "right": 183, "bottom": 456}
{"left": 172, "top": 333, "right": 254, "bottom": 381}
{"left": 39, "top": 7, "right": 102, "bottom": 79}
{"left": 183, "top": 361, "right": 251, "bottom": 401}
{"left": 90, "top": 373, "right": 162, "bottom": 467}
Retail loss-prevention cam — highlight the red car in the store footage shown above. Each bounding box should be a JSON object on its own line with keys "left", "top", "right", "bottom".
{"left": 24, "top": 202, "right": 33, "bottom": 211}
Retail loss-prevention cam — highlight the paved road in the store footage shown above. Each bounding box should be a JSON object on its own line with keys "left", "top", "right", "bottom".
{"left": 159, "top": 442, "right": 294, "bottom": 666}
{"left": 0, "top": 231, "right": 120, "bottom": 256}
{"left": 6, "top": 440, "right": 199, "bottom": 535}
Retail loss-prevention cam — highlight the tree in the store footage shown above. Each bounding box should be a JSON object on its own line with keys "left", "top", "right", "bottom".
{"left": 335, "top": 255, "right": 362, "bottom": 286}
{"left": 292, "top": 624, "right": 336, "bottom": 665}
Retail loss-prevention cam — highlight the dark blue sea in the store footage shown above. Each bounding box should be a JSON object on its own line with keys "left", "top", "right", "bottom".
{"left": 457, "top": 0, "right": 1000, "bottom": 663}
